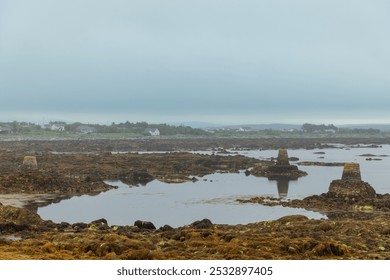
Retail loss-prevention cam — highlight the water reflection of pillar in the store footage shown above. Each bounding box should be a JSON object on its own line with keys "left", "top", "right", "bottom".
{"left": 276, "top": 179, "right": 290, "bottom": 199}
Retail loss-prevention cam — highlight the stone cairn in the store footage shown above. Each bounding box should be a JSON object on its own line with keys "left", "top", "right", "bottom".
{"left": 327, "top": 162, "right": 376, "bottom": 200}
{"left": 267, "top": 149, "right": 307, "bottom": 180}
{"left": 22, "top": 156, "right": 38, "bottom": 170}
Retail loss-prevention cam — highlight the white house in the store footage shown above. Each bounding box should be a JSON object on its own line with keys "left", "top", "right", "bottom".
{"left": 145, "top": 128, "right": 160, "bottom": 136}
{"left": 76, "top": 125, "right": 97, "bottom": 134}
{"left": 43, "top": 121, "right": 66, "bottom": 131}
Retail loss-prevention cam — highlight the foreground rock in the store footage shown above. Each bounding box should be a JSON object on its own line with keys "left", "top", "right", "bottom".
{"left": 1, "top": 210, "right": 390, "bottom": 260}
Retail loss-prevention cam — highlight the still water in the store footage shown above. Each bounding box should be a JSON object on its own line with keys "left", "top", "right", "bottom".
{"left": 38, "top": 145, "right": 390, "bottom": 227}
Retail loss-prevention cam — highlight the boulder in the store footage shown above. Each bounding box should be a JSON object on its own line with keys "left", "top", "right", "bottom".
{"left": 134, "top": 220, "right": 156, "bottom": 230}
{"left": 88, "top": 218, "right": 110, "bottom": 231}
{"left": 190, "top": 218, "right": 213, "bottom": 229}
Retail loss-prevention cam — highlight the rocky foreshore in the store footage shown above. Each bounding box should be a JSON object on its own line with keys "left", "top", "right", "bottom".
{"left": 0, "top": 150, "right": 262, "bottom": 208}
{"left": 1, "top": 139, "right": 390, "bottom": 260}
{"left": 1, "top": 202, "right": 390, "bottom": 260}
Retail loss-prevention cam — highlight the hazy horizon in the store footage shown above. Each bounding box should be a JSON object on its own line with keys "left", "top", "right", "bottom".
{"left": 1, "top": 111, "right": 390, "bottom": 128}
{"left": 1, "top": 1, "right": 390, "bottom": 125}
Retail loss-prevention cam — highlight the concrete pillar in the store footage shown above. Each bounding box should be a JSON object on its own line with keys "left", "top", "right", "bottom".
{"left": 276, "top": 149, "right": 290, "bottom": 166}
{"left": 341, "top": 162, "right": 361, "bottom": 180}
{"left": 22, "top": 156, "right": 38, "bottom": 170}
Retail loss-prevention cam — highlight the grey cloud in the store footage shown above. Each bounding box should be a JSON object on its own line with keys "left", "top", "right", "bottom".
{"left": 1, "top": 0, "right": 390, "bottom": 123}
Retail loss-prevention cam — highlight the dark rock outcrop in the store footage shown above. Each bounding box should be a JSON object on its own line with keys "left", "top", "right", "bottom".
{"left": 88, "top": 219, "right": 110, "bottom": 231}
{"left": 190, "top": 218, "right": 213, "bottom": 229}
{"left": 134, "top": 220, "right": 156, "bottom": 230}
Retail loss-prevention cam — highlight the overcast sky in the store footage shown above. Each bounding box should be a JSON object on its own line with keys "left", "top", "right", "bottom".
{"left": 1, "top": 0, "right": 389, "bottom": 125}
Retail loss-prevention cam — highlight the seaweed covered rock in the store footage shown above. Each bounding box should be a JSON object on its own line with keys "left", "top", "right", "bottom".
{"left": 0, "top": 204, "right": 43, "bottom": 225}
{"left": 0, "top": 170, "right": 113, "bottom": 194}
{"left": 0, "top": 203, "right": 44, "bottom": 233}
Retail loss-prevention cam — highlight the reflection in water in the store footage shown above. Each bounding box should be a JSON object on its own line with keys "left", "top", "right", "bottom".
{"left": 265, "top": 149, "right": 307, "bottom": 198}
{"left": 276, "top": 179, "right": 290, "bottom": 199}
{"left": 267, "top": 178, "right": 295, "bottom": 199}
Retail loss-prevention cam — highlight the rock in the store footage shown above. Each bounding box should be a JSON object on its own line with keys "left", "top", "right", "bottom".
{"left": 0, "top": 204, "right": 43, "bottom": 226}
{"left": 134, "top": 220, "right": 156, "bottom": 230}
{"left": 159, "top": 224, "right": 174, "bottom": 231}
{"left": 276, "top": 215, "right": 309, "bottom": 223}
{"left": 328, "top": 163, "right": 376, "bottom": 200}
{"left": 73, "top": 223, "right": 88, "bottom": 232}
{"left": 190, "top": 219, "right": 213, "bottom": 229}
{"left": 158, "top": 175, "right": 194, "bottom": 183}
{"left": 88, "top": 219, "right": 110, "bottom": 231}
{"left": 0, "top": 170, "right": 113, "bottom": 196}
{"left": 297, "top": 162, "right": 344, "bottom": 167}
{"left": 328, "top": 180, "right": 376, "bottom": 199}
{"left": 289, "top": 157, "right": 299, "bottom": 162}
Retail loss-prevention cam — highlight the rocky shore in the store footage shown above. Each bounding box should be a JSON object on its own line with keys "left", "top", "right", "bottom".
{"left": 1, "top": 203, "right": 389, "bottom": 260}
{"left": 0, "top": 137, "right": 389, "bottom": 153}
{"left": 1, "top": 139, "right": 390, "bottom": 259}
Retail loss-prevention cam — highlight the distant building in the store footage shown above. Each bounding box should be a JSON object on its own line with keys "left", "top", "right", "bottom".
{"left": 76, "top": 125, "right": 97, "bottom": 134}
{"left": 0, "top": 125, "right": 12, "bottom": 134}
{"left": 238, "top": 127, "right": 251, "bottom": 132}
{"left": 43, "top": 121, "right": 66, "bottom": 131}
{"left": 144, "top": 128, "right": 160, "bottom": 136}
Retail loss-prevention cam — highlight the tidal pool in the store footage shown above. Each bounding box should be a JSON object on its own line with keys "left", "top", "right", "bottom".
{"left": 38, "top": 173, "right": 326, "bottom": 227}
{"left": 38, "top": 144, "right": 390, "bottom": 227}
